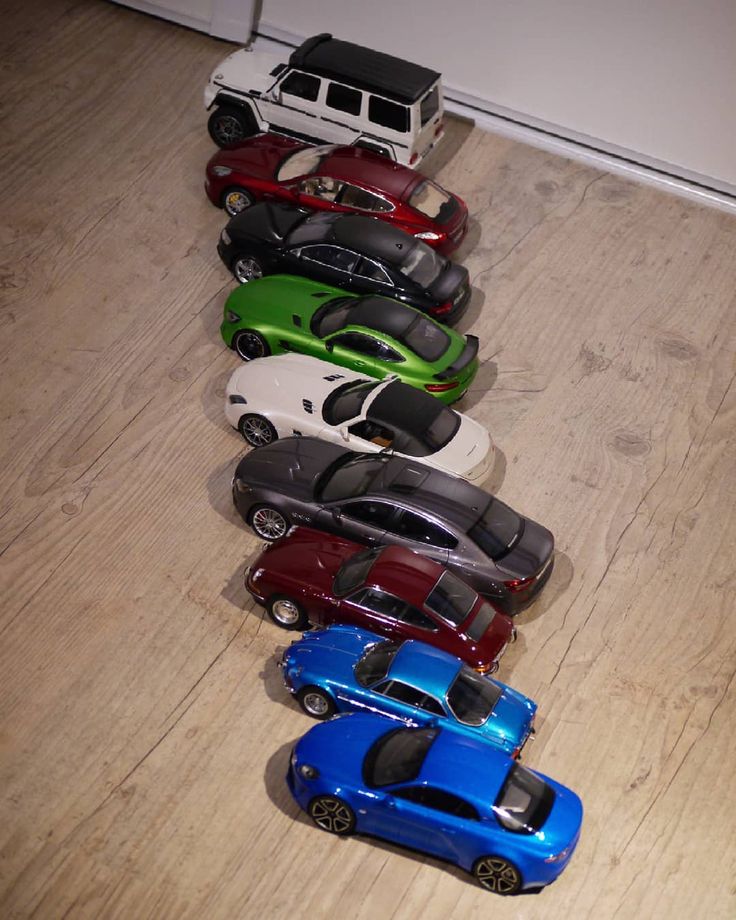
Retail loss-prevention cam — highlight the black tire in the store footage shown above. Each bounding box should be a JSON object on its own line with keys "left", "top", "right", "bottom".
{"left": 473, "top": 855, "right": 522, "bottom": 895}
{"left": 222, "top": 186, "right": 255, "bottom": 216}
{"left": 249, "top": 505, "right": 290, "bottom": 542}
{"left": 266, "top": 594, "right": 309, "bottom": 630}
{"left": 208, "top": 104, "right": 257, "bottom": 147}
{"left": 297, "top": 685, "right": 336, "bottom": 720}
{"left": 231, "top": 252, "right": 264, "bottom": 284}
{"left": 308, "top": 796, "right": 356, "bottom": 835}
{"left": 232, "top": 329, "right": 270, "bottom": 362}
{"left": 238, "top": 413, "right": 278, "bottom": 447}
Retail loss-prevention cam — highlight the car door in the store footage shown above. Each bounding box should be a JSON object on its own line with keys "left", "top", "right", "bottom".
{"left": 368, "top": 679, "right": 444, "bottom": 727}
{"left": 382, "top": 507, "right": 455, "bottom": 566}
{"left": 312, "top": 498, "right": 394, "bottom": 545}
{"left": 363, "top": 785, "right": 476, "bottom": 861}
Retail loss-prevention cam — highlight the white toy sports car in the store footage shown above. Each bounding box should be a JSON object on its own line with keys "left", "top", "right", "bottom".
{"left": 224, "top": 353, "right": 493, "bottom": 484}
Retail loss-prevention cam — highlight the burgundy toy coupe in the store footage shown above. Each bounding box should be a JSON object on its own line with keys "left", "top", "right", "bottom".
{"left": 246, "top": 526, "right": 515, "bottom": 673}
{"left": 205, "top": 133, "right": 468, "bottom": 255}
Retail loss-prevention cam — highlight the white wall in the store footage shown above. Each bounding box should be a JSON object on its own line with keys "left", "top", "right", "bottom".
{"left": 257, "top": 0, "right": 736, "bottom": 193}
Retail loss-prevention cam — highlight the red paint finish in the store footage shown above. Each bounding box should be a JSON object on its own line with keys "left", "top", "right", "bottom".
{"left": 247, "top": 527, "right": 513, "bottom": 672}
{"left": 205, "top": 134, "right": 468, "bottom": 255}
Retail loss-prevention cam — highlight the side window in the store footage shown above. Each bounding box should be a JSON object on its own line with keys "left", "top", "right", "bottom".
{"left": 399, "top": 605, "right": 439, "bottom": 632}
{"left": 299, "top": 176, "right": 342, "bottom": 202}
{"left": 374, "top": 681, "right": 444, "bottom": 716}
{"left": 338, "top": 185, "right": 393, "bottom": 213}
{"left": 340, "top": 500, "right": 395, "bottom": 528}
{"left": 326, "top": 82, "right": 362, "bottom": 115}
{"left": 349, "top": 588, "right": 407, "bottom": 619}
{"left": 392, "top": 510, "right": 458, "bottom": 548}
{"left": 299, "top": 245, "right": 358, "bottom": 273}
{"left": 392, "top": 786, "right": 479, "bottom": 821}
{"left": 355, "top": 257, "right": 393, "bottom": 285}
{"left": 329, "top": 332, "right": 396, "bottom": 360}
{"left": 369, "top": 96, "right": 409, "bottom": 133}
{"left": 280, "top": 70, "right": 321, "bottom": 102}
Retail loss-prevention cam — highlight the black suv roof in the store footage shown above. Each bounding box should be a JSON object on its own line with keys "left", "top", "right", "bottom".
{"left": 289, "top": 33, "right": 441, "bottom": 105}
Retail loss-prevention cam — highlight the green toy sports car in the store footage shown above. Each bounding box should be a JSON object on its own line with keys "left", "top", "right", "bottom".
{"left": 220, "top": 275, "right": 479, "bottom": 404}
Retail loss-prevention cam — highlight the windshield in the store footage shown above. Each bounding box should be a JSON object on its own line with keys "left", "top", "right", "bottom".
{"left": 493, "top": 763, "right": 555, "bottom": 834}
{"left": 333, "top": 546, "right": 382, "bottom": 596}
{"left": 318, "top": 455, "right": 389, "bottom": 502}
{"left": 408, "top": 180, "right": 455, "bottom": 222}
{"left": 468, "top": 499, "right": 523, "bottom": 561}
{"left": 323, "top": 379, "right": 381, "bottom": 426}
{"left": 363, "top": 726, "right": 438, "bottom": 787}
{"left": 277, "top": 145, "right": 337, "bottom": 182}
{"left": 424, "top": 571, "right": 476, "bottom": 625}
{"left": 311, "top": 298, "right": 356, "bottom": 337}
{"left": 465, "top": 602, "right": 497, "bottom": 641}
{"left": 354, "top": 640, "right": 400, "bottom": 686}
{"left": 446, "top": 666, "right": 502, "bottom": 725}
{"left": 399, "top": 243, "right": 443, "bottom": 288}
{"left": 401, "top": 315, "right": 449, "bottom": 362}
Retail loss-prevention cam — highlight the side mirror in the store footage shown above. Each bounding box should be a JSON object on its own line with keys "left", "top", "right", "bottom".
{"left": 339, "top": 427, "right": 350, "bottom": 442}
{"left": 325, "top": 341, "right": 334, "bottom": 353}
{"left": 331, "top": 508, "right": 342, "bottom": 522}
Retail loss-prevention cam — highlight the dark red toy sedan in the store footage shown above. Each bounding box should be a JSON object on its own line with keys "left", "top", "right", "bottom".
{"left": 246, "top": 527, "right": 515, "bottom": 673}
{"left": 205, "top": 133, "right": 468, "bottom": 255}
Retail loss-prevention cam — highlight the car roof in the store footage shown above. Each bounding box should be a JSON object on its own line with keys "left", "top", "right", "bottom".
{"left": 343, "top": 296, "right": 421, "bottom": 338}
{"left": 388, "top": 640, "right": 461, "bottom": 697}
{"left": 365, "top": 543, "right": 446, "bottom": 605}
{"left": 289, "top": 34, "right": 441, "bottom": 105}
{"left": 419, "top": 727, "right": 511, "bottom": 806}
{"left": 332, "top": 215, "right": 418, "bottom": 266}
{"left": 319, "top": 148, "right": 419, "bottom": 199}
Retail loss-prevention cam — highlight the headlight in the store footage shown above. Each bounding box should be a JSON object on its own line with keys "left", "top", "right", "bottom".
{"left": 221, "top": 228, "right": 231, "bottom": 245}
{"left": 415, "top": 231, "right": 441, "bottom": 241}
{"left": 225, "top": 310, "right": 240, "bottom": 323}
{"left": 299, "top": 764, "right": 319, "bottom": 780}
{"left": 212, "top": 165, "right": 233, "bottom": 177}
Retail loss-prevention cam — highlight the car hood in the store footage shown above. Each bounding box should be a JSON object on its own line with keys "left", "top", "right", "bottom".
{"left": 482, "top": 684, "right": 537, "bottom": 753}
{"left": 255, "top": 527, "right": 365, "bottom": 594}
{"left": 286, "top": 626, "right": 383, "bottom": 684}
{"left": 495, "top": 516, "right": 555, "bottom": 580}
{"left": 234, "top": 436, "right": 351, "bottom": 501}
{"left": 294, "top": 712, "right": 399, "bottom": 785}
{"left": 427, "top": 261, "right": 469, "bottom": 302}
{"left": 211, "top": 134, "right": 303, "bottom": 181}
{"left": 210, "top": 48, "right": 283, "bottom": 95}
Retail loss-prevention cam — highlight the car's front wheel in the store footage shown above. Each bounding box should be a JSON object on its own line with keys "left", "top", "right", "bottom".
{"left": 297, "top": 685, "right": 336, "bottom": 720}
{"left": 223, "top": 186, "right": 255, "bottom": 216}
{"left": 231, "top": 253, "right": 264, "bottom": 284}
{"left": 238, "top": 414, "right": 278, "bottom": 447}
{"left": 250, "top": 505, "right": 290, "bottom": 541}
{"left": 208, "top": 104, "right": 257, "bottom": 147}
{"left": 232, "top": 329, "right": 270, "bottom": 361}
{"left": 473, "top": 855, "right": 522, "bottom": 895}
{"left": 266, "top": 594, "right": 308, "bottom": 630}
{"left": 308, "top": 796, "right": 356, "bottom": 835}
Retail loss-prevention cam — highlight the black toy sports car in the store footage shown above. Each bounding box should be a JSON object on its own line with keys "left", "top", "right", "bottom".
{"left": 217, "top": 203, "right": 471, "bottom": 325}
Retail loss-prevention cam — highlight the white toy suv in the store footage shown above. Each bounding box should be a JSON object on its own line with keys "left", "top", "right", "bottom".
{"left": 204, "top": 33, "right": 445, "bottom": 167}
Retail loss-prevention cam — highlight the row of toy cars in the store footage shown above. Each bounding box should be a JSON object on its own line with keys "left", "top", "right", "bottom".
{"left": 201, "top": 33, "right": 583, "bottom": 895}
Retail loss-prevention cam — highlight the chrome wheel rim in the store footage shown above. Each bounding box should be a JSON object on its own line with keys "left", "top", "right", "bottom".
{"left": 215, "top": 115, "right": 244, "bottom": 145}
{"left": 252, "top": 508, "right": 287, "bottom": 540}
{"left": 225, "top": 190, "right": 252, "bottom": 216}
{"left": 241, "top": 416, "right": 275, "bottom": 446}
{"left": 475, "top": 857, "right": 520, "bottom": 894}
{"left": 233, "top": 256, "right": 263, "bottom": 284}
{"left": 310, "top": 798, "right": 353, "bottom": 834}
{"left": 271, "top": 597, "right": 300, "bottom": 625}
{"left": 234, "top": 332, "right": 266, "bottom": 361}
{"left": 302, "top": 692, "right": 330, "bottom": 716}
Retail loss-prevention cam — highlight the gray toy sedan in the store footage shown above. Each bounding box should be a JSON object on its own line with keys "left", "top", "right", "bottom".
{"left": 232, "top": 437, "right": 554, "bottom": 614}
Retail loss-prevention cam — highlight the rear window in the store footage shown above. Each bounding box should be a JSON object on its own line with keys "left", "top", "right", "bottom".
{"left": 363, "top": 726, "right": 438, "bottom": 787}
{"left": 408, "top": 180, "right": 456, "bottom": 222}
{"left": 420, "top": 85, "right": 440, "bottom": 125}
{"left": 493, "top": 763, "right": 555, "bottom": 834}
{"left": 425, "top": 571, "right": 476, "bottom": 625}
{"left": 446, "top": 666, "right": 502, "bottom": 725}
{"left": 399, "top": 244, "right": 443, "bottom": 288}
{"left": 401, "top": 316, "right": 449, "bottom": 363}
{"left": 465, "top": 602, "right": 497, "bottom": 642}
{"left": 468, "top": 499, "right": 523, "bottom": 561}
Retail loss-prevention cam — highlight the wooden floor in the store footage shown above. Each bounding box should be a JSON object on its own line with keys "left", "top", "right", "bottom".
{"left": 2, "top": 2, "right": 735, "bottom": 917}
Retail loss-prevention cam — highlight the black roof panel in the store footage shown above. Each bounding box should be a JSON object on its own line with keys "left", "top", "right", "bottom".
{"left": 229, "top": 202, "right": 308, "bottom": 244}
{"left": 289, "top": 34, "right": 441, "bottom": 104}
{"left": 347, "top": 297, "right": 417, "bottom": 337}
{"left": 333, "top": 215, "right": 415, "bottom": 265}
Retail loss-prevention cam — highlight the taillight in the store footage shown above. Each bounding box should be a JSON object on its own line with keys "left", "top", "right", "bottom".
{"left": 409, "top": 152, "right": 419, "bottom": 165}
{"left": 504, "top": 575, "right": 536, "bottom": 593}
{"left": 430, "top": 301, "right": 453, "bottom": 316}
{"left": 474, "top": 662, "right": 492, "bottom": 674}
{"left": 511, "top": 746, "right": 521, "bottom": 760}
{"left": 425, "top": 381, "right": 459, "bottom": 393}
{"left": 434, "top": 121, "right": 444, "bottom": 137}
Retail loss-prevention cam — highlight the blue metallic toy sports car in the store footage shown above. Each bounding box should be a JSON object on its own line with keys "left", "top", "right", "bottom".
{"left": 280, "top": 625, "right": 537, "bottom": 757}
{"left": 287, "top": 712, "right": 583, "bottom": 894}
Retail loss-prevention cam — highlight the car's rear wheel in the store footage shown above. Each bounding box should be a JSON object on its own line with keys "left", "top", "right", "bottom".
{"left": 250, "top": 505, "right": 290, "bottom": 541}
{"left": 232, "top": 253, "right": 264, "bottom": 284}
{"left": 208, "top": 104, "right": 257, "bottom": 147}
{"left": 297, "top": 685, "right": 336, "bottom": 720}
{"left": 232, "top": 329, "right": 269, "bottom": 361}
{"left": 308, "top": 796, "right": 356, "bottom": 835}
{"left": 238, "top": 414, "right": 278, "bottom": 447}
{"left": 473, "top": 855, "right": 522, "bottom": 895}
{"left": 266, "top": 594, "right": 308, "bottom": 630}
{"left": 223, "top": 186, "right": 255, "bottom": 216}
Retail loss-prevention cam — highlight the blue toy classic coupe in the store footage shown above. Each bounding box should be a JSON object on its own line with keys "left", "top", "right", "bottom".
{"left": 287, "top": 712, "right": 583, "bottom": 894}
{"left": 279, "top": 625, "right": 537, "bottom": 757}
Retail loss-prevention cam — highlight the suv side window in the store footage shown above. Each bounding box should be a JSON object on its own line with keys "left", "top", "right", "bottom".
{"left": 369, "top": 96, "right": 409, "bottom": 132}
{"left": 326, "top": 82, "right": 362, "bottom": 115}
{"left": 392, "top": 786, "right": 479, "bottom": 820}
{"left": 299, "top": 244, "right": 358, "bottom": 273}
{"left": 373, "top": 680, "right": 444, "bottom": 715}
{"left": 280, "top": 71, "right": 321, "bottom": 102}
{"left": 391, "top": 510, "right": 459, "bottom": 548}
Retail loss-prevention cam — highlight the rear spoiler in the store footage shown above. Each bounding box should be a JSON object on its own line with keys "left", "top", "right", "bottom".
{"left": 435, "top": 335, "right": 479, "bottom": 379}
